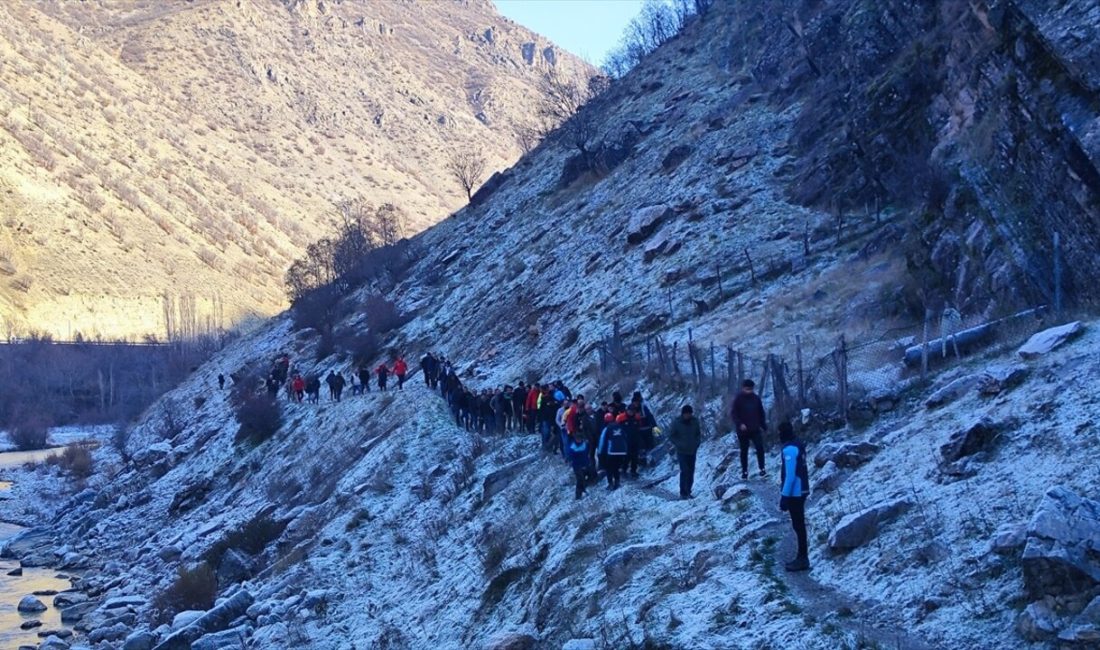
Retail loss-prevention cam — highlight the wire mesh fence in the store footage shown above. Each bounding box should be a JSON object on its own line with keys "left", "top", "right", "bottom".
{"left": 598, "top": 301, "right": 1056, "bottom": 426}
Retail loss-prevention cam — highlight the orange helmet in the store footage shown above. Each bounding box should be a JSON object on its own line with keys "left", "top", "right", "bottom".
{"left": 615, "top": 413, "right": 628, "bottom": 424}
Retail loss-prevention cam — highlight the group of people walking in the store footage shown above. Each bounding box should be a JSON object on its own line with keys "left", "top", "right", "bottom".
{"left": 233, "top": 350, "right": 811, "bottom": 573}
{"left": 249, "top": 352, "right": 411, "bottom": 404}
{"left": 420, "top": 352, "right": 811, "bottom": 572}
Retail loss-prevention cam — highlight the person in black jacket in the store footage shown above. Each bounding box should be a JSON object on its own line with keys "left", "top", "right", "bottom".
{"left": 731, "top": 380, "right": 767, "bottom": 480}
{"left": 512, "top": 383, "right": 528, "bottom": 434}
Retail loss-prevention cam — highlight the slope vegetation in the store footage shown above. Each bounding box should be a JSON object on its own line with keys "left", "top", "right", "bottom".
{"left": 0, "top": 0, "right": 588, "bottom": 338}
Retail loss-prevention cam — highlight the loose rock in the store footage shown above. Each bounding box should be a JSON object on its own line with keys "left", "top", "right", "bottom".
{"left": 18, "top": 595, "right": 47, "bottom": 613}
{"left": 828, "top": 498, "right": 912, "bottom": 550}
{"left": 1018, "top": 321, "right": 1083, "bottom": 359}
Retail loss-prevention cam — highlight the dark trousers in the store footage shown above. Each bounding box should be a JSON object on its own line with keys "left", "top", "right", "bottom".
{"left": 424, "top": 371, "right": 431, "bottom": 387}
{"left": 678, "top": 452, "right": 697, "bottom": 497}
{"left": 397, "top": 373, "right": 406, "bottom": 390}
{"left": 605, "top": 455, "right": 623, "bottom": 488}
{"left": 626, "top": 435, "right": 640, "bottom": 476}
{"left": 573, "top": 468, "right": 587, "bottom": 499}
{"left": 378, "top": 377, "right": 387, "bottom": 391}
{"left": 788, "top": 496, "right": 808, "bottom": 559}
{"left": 738, "top": 430, "right": 766, "bottom": 474}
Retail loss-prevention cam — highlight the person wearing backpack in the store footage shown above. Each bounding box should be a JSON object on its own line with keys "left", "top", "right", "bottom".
{"left": 668, "top": 404, "right": 702, "bottom": 499}
{"left": 357, "top": 364, "right": 371, "bottom": 394}
{"left": 598, "top": 413, "right": 629, "bottom": 490}
{"left": 778, "top": 421, "right": 811, "bottom": 572}
{"left": 332, "top": 371, "right": 346, "bottom": 401}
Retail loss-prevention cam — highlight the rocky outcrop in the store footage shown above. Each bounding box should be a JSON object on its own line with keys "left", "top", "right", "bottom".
{"left": 925, "top": 374, "right": 980, "bottom": 409}
{"left": 484, "top": 632, "right": 537, "bottom": 650}
{"left": 939, "top": 418, "right": 1007, "bottom": 464}
{"left": 626, "top": 205, "right": 671, "bottom": 245}
{"left": 1022, "top": 487, "right": 1100, "bottom": 599}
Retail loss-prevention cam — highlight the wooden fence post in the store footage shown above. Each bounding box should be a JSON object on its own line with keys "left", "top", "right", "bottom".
{"left": 716, "top": 262, "right": 724, "bottom": 300}
{"left": 672, "top": 341, "right": 680, "bottom": 376}
{"left": 795, "top": 334, "right": 805, "bottom": 406}
{"left": 709, "top": 343, "right": 716, "bottom": 393}
{"left": 737, "top": 351, "right": 744, "bottom": 388}
{"left": 832, "top": 335, "right": 848, "bottom": 422}
{"left": 744, "top": 248, "right": 756, "bottom": 286}
{"left": 726, "top": 345, "right": 734, "bottom": 392}
{"left": 1054, "top": 232, "right": 1063, "bottom": 318}
{"left": 667, "top": 287, "right": 674, "bottom": 321}
{"left": 920, "top": 309, "right": 931, "bottom": 381}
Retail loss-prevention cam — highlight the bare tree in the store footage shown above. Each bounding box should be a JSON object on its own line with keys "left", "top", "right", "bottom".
{"left": 515, "top": 123, "right": 542, "bottom": 155}
{"left": 373, "top": 203, "right": 406, "bottom": 246}
{"left": 536, "top": 69, "right": 610, "bottom": 154}
{"left": 448, "top": 149, "right": 488, "bottom": 200}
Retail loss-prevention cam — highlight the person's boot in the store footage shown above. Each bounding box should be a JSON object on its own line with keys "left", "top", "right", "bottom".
{"left": 741, "top": 471, "right": 748, "bottom": 480}
{"left": 785, "top": 556, "right": 810, "bottom": 572}
{"left": 759, "top": 469, "right": 768, "bottom": 478}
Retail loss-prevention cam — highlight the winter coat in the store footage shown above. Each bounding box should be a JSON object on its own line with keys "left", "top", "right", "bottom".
{"left": 732, "top": 393, "right": 767, "bottom": 433}
{"left": 525, "top": 388, "right": 540, "bottom": 414}
{"left": 568, "top": 440, "right": 590, "bottom": 470}
{"left": 393, "top": 359, "right": 408, "bottom": 376}
{"left": 513, "top": 387, "right": 528, "bottom": 414}
{"left": 599, "top": 425, "right": 628, "bottom": 456}
{"left": 376, "top": 364, "right": 389, "bottom": 378}
{"left": 781, "top": 439, "right": 810, "bottom": 498}
{"left": 667, "top": 416, "right": 702, "bottom": 455}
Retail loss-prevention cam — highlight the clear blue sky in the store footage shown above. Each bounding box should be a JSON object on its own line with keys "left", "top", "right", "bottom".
{"left": 495, "top": 0, "right": 644, "bottom": 65}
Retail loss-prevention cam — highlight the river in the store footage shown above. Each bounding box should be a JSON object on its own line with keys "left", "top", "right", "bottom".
{"left": 0, "top": 446, "right": 83, "bottom": 647}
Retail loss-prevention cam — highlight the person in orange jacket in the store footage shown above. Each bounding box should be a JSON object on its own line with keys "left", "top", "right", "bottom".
{"left": 393, "top": 356, "right": 408, "bottom": 390}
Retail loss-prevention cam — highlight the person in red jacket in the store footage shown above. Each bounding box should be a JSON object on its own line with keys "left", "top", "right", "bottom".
{"left": 291, "top": 374, "right": 305, "bottom": 403}
{"left": 393, "top": 356, "right": 408, "bottom": 390}
{"left": 375, "top": 363, "right": 390, "bottom": 392}
{"left": 524, "top": 383, "right": 541, "bottom": 434}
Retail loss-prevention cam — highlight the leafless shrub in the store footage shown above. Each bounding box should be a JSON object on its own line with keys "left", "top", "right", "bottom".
{"left": 447, "top": 148, "right": 488, "bottom": 200}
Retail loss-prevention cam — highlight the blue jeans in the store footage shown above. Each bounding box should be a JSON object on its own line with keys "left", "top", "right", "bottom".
{"left": 539, "top": 421, "right": 552, "bottom": 448}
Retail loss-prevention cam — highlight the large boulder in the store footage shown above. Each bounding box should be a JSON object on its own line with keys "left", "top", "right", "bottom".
{"left": 812, "top": 441, "right": 880, "bottom": 469}
{"left": 1022, "top": 487, "right": 1100, "bottom": 599}
{"left": 990, "top": 522, "right": 1028, "bottom": 555}
{"left": 813, "top": 460, "right": 845, "bottom": 493}
{"left": 828, "top": 498, "right": 911, "bottom": 550}
{"left": 626, "top": 205, "right": 671, "bottom": 245}
{"left": 88, "top": 622, "right": 131, "bottom": 642}
{"left": 1018, "top": 322, "right": 1083, "bottom": 359}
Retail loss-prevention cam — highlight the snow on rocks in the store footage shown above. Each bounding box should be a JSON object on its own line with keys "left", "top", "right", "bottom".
{"left": 812, "top": 460, "right": 844, "bottom": 493}
{"left": 1022, "top": 486, "right": 1100, "bottom": 599}
{"left": 989, "top": 522, "right": 1028, "bottom": 555}
{"left": 153, "top": 590, "right": 253, "bottom": 650}
{"left": 925, "top": 373, "right": 980, "bottom": 408}
{"left": 37, "top": 636, "right": 71, "bottom": 650}
{"left": 828, "top": 498, "right": 912, "bottom": 551}
{"left": 625, "top": 204, "right": 671, "bottom": 245}
{"left": 976, "top": 363, "right": 1029, "bottom": 395}
{"left": 561, "top": 640, "right": 596, "bottom": 650}
{"left": 122, "top": 630, "right": 158, "bottom": 650}
{"left": 1018, "top": 321, "right": 1083, "bottom": 358}
{"left": 812, "top": 441, "right": 880, "bottom": 468}
{"left": 171, "top": 610, "right": 206, "bottom": 631}
{"left": 17, "top": 594, "right": 47, "bottom": 612}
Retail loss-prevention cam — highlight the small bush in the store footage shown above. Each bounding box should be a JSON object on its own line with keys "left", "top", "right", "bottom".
{"left": 363, "top": 294, "right": 407, "bottom": 335}
{"left": 234, "top": 393, "right": 283, "bottom": 445}
{"left": 111, "top": 424, "right": 132, "bottom": 462}
{"left": 154, "top": 562, "right": 218, "bottom": 621}
{"left": 7, "top": 413, "right": 50, "bottom": 451}
{"left": 59, "top": 443, "right": 95, "bottom": 479}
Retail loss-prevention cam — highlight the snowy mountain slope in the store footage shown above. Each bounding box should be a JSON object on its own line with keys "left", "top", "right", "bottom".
{"left": 3, "top": 1, "right": 1100, "bottom": 649}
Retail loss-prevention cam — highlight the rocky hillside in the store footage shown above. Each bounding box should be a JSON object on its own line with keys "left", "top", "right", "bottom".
{"left": 3, "top": 1, "right": 1100, "bottom": 649}
{"left": 0, "top": 0, "right": 588, "bottom": 339}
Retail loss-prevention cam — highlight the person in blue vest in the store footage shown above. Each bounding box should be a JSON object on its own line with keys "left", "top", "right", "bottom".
{"left": 567, "top": 431, "right": 590, "bottom": 500}
{"left": 778, "top": 421, "right": 811, "bottom": 572}
{"left": 598, "top": 413, "right": 629, "bottom": 490}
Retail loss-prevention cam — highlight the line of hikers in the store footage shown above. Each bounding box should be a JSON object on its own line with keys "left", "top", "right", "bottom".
{"left": 420, "top": 352, "right": 810, "bottom": 571}
{"left": 252, "top": 353, "right": 411, "bottom": 404}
